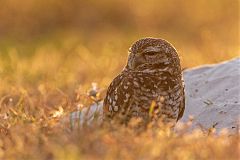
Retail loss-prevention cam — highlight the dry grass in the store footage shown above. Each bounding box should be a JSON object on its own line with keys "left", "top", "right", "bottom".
{"left": 0, "top": 0, "right": 239, "bottom": 159}
{"left": 0, "top": 94, "right": 239, "bottom": 160}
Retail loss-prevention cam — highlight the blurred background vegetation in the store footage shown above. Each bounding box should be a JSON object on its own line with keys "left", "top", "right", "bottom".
{"left": 0, "top": 0, "right": 239, "bottom": 91}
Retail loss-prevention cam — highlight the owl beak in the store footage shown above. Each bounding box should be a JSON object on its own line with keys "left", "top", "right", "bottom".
{"left": 132, "top": 54, "right": 145, "bottom": 69}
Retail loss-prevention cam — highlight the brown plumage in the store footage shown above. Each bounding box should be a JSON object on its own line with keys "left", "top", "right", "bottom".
{"left": 103, "top": 38, "right": 185, "bottom": 125}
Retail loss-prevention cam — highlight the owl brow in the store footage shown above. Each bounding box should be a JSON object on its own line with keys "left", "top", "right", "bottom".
{"left": 128, "top": 48, "right": 132, "bottom": 53}
{"left": 143, "top": 46, "right": 161, "bottom": 53}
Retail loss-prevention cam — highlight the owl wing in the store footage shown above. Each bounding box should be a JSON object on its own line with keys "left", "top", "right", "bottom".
{"left": 103, "top": 71, "right": 134, "bottom": 119}
{"left": 177, "top": 84, "right": 185, "bottom": 121}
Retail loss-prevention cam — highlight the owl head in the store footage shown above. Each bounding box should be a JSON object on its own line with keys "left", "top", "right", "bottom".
{"left": 126, "top": 37, "right": 180, "bottom": 71}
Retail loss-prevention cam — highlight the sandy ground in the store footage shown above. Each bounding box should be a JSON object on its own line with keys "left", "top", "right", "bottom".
{"left": 181, "top": 58, "right": 240, "bottom": 133}
{"left": 68, "top": 58, "right": 240, "bottom": 133}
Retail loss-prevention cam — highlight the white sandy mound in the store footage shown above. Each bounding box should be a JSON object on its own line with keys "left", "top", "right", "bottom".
{"left": 181, "top": 58, "right": 240, "bottom": 133}
{"left": 67, "top": 58, "right": 240, "bottom": 133}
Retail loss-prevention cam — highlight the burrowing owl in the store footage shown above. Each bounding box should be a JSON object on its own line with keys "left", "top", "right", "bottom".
{"left": 103, "top": 38, "right": 185, "bottom": 125}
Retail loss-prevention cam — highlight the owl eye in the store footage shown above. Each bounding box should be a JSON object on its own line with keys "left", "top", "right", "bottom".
{"left": 143, "top": 51, "right": 157, "bottom": 56}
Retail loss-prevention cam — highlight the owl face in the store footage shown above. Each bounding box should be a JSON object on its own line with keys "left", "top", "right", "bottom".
{"left": 126, "top": 38, "right": 178, "bottom": 71}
